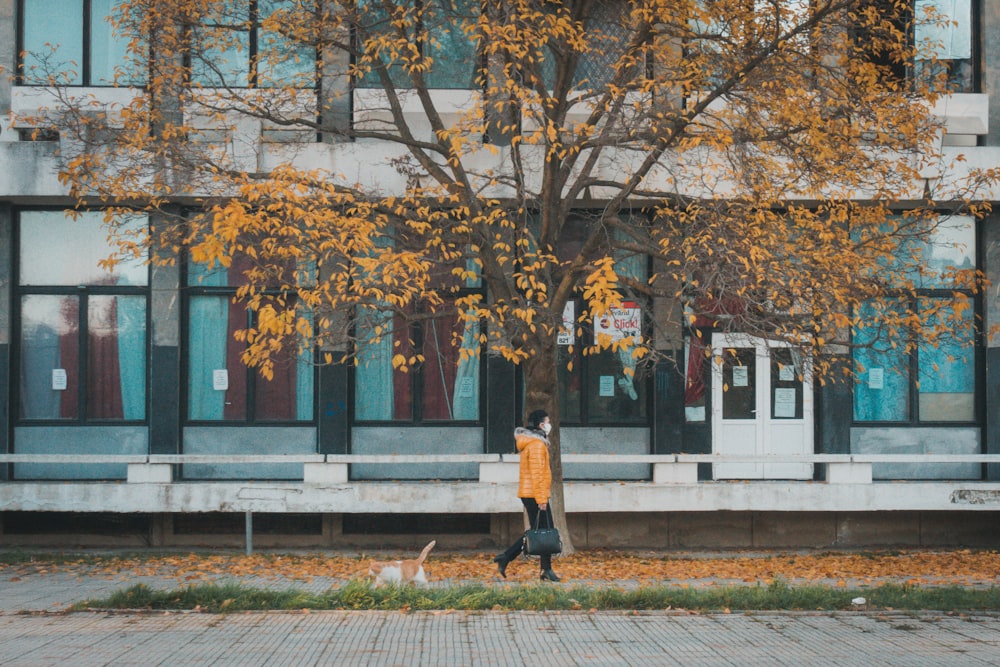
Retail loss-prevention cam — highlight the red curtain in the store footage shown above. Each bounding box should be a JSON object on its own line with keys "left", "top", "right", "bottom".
{"left": 57, "top": 298, "right": 81, "bottom": 419}
{"left": 87, "top": 297, "right": 124, "bottom": 419}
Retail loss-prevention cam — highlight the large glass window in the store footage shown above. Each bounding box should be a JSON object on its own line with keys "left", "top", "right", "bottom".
{"left": 852, "top": 215, "right": 978, "bottom": 423}
{"left": 915, "top": 0, "right": 974, "bottom": 92}
{"left": 354, "top": 252, "right": 482, "bottom": 423}
{"left": 356, "top": 0, "right": 479, "bottom": 89}
{"left": 20, "top": 0, "right": 145, "bottom": 85}
{"left": 186, "top": 255, "right": 314, "bottom": 422}
{"left": 17, "top": 211, "right": 148, "bottom": 421}
{"left": 191, "top": 0, "right": 316, "bottom": 88}
{"left": 354, "top": 306, "right": 480, "bottom": 421}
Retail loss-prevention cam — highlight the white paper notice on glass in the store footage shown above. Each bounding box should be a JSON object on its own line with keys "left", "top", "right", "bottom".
{"left": 459, "top": 376, "right": 475, "bottom": 398}
{"left": 773, "top": 388, "right": 797, "bottom": 418}
{"left": 213, "top": 369, "right": 229, "bottom": 391}
{"left": 779, "top": 365, "right": 795, "bottom": 382}
{"left": 732, "top": 366, "right": 749, "bottom": 387}
{"left": 868, "top": 367, "right": 884, "bottom": 390}
{"left": 599, "top": 375, "right": 615, "bottom": 397}
{"left": 52, "top": 368, "right": 67, "bottom": 391}
{"left": 557, "top": 301, "right": 575, "bottom": 345}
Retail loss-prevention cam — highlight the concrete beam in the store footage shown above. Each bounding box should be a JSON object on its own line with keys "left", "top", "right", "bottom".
{"left": 3, "top": 480, "right": 1000, "bottom": 514}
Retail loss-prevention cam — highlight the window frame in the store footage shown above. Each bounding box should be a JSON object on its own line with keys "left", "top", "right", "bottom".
{"left": 851, "top": 288, "right": 981, "bottom": 426}
{"left": 13, "top": 208, "right": 150, "bottom": 425}
{"left": 187, "top": 0, "right": 318, "bottom": 89}
{"left": 351, "top": 295, "right": 485, "bottom": 426}
{"left": 18, "top": 0, "right": 147, "bottom": 87}
{"left": 182, "top": 253, "right": 317, "bottom": 426}
{"left": 352, "top": 0, "right": 482, "bottom": 91}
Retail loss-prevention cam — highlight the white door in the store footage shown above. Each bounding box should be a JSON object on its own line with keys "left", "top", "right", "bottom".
{"left": 711, "top": 334, "right": 813, "bottom": 479}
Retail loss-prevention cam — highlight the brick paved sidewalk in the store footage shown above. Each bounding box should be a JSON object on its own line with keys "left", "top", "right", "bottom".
{"left": 2, "top": 609, "right": 999, "bottom": 666}
{"left": 2, "top": 559, "right": 999, "bottom": 666}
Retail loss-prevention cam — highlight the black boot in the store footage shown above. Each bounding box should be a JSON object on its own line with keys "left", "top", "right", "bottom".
{"left": 493, "top": 555, "right": 509, "bottom": 578}
{"left": 540, "top": 569, "right": 561, "bottom": 582}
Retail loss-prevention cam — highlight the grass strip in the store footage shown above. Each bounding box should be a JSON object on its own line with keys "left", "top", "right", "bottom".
{"left": 73, "top": 580, "right": 1000, "bottom": 613}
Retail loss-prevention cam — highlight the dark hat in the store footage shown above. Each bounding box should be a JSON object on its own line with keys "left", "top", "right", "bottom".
{"left": 526, "top": 409, "right": 549, "bottom": 430}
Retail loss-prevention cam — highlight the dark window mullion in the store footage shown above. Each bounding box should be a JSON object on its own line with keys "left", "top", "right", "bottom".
{"left": 249, "top": 0, "right": 259, "bottom": 86}
{"left": 412, "top": 319, "right": 424, "bottom": 423}
{"left": 244, "top": 304, "right": 255, "bottom": 422}
{"left": 82, "top": 0, "right": 92, "bottom": 85}
{"left": 78, "top": 291, "right": 89, "bottom": 422}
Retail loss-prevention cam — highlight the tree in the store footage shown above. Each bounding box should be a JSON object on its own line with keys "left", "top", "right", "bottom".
{"left": 21, "top": 0, "right": 998, "bottom": 552}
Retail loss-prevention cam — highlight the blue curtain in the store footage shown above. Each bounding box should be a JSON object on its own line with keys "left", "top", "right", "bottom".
{"left": 451, "top": 319, "right": 480, "bottom": 420}
{"left": 295, "top": 332, "right": 315, "bottom": 421}
{"left": 188, "top": 293, "right": 229, "bottom": 421}
{"left": 354, "top": 309, "right": 395, "bottom": 420}
{"left": 116, "top": 295, "right": 147, "bottom": 420}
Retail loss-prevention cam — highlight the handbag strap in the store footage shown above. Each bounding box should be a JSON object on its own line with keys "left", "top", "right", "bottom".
{"left": 534, "top": 508, "right": 552, "bottom": 530}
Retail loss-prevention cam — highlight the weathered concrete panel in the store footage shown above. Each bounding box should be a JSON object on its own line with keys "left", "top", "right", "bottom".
{"left": 182, "top": 427, "right": 317, "bottom": 480}
{"left": 350, "top": 427, "right": 483, "bottom": 479}
{"left": 668, "top": 512, "right": 753, "bottom": 548}
{"left": 851, "top": 427, "right": 980, "bottom": 479}
{"left": 753, "top": 511, "right": 837, "bottom": 548}
{"left": 13, "top": 426, "right": 147, "bottom": 479}
{"left": 0, "top": 143, "right": 66, "bottom": 195}
{"left": 560, "top": 427, "right": 650, "bottom": 480}
{"left": 919, "top": 511, "right": 1000, "bottom": 546}
{"left": 835, "top": 511, "right": 922, "bottom": 547}
{"left": 586, "top": 512, "right": 671, "bottom": 549}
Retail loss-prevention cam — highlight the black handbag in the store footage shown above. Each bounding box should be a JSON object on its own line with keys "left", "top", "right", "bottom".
{"left": 524, "top": 509, "right": 563, "bottom": 556}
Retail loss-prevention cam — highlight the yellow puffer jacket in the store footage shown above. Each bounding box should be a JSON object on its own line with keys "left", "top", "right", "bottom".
{"left": 515, "top": 427, "right": 551, "bottom": 504}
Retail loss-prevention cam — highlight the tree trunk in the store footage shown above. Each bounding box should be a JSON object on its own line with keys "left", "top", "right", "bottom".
{"left": 523, "top": 338, "right": 576, "bottom": 555}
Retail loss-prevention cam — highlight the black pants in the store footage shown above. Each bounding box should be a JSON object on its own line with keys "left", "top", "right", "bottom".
{"left": 498, "top": 498, "right": 554, "bottom": 570}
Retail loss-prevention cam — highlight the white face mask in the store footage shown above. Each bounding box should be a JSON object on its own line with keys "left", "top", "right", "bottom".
{"left": 541, "top": 422, "right": 552, "bottom": 435}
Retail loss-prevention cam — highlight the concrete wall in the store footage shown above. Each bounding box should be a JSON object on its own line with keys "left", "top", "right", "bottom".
{"left": 2, "top": 509, "right": 998, "bottom": 550}
{"left": 851, "top": 427, "right": 981, "bottom": 479}
{"left": 181, "top": 427, "right": 317, "bottom": 479}
{"left": 560, "top": 427, "right": 650, "bottom": 480}
{"left": 350, "top": 426, "right": 484, "bottom": 479}
{"left": 12, "top": 426, "right": 148, "bottom": 479}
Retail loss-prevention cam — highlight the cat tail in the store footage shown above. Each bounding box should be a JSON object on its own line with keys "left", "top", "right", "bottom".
{"left": 417, "top": 540, "right": 436, "bottom": 565}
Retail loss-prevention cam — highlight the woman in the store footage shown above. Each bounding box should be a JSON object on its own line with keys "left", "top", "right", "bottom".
{"left": 492, "top": 409, "right": 561, "bottom": 582}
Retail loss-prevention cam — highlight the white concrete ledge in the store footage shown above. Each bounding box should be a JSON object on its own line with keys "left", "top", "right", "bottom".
{"left": 3, "top": 480, "right": 1000, "bottom": 514}
{"left": 653, "top": 462, "right": 699, "bottom": 484}
{"left": 127, "top": 463, "right": 173, "bottom": 484}
{"left": 479, "top": 462, "right": 519, "bottom": 483}
{"left": 303, "top": 462, "right": 348, "bottom": 485}
{"left": 826, "top": 462, "right": 873, "bottom": 484}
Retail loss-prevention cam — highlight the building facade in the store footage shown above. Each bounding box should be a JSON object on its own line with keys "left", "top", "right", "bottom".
{"left": 0, "top": 1, "right": 999, "bottom": 549}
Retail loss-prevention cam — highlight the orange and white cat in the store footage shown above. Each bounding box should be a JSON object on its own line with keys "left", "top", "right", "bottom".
{"left": 368, "top": 540, "right": 436, "bottom": 587}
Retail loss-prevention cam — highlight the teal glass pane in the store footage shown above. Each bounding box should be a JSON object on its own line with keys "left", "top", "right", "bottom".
{"left": 356, "top": 0, "right": 411, "bottom": 89}
{"left": 852, "top": 301, "right": 910, "bottom": 421}
{"left": 91, "top": 0, "right": 146, "bottom": 85}
{"left": 192, "top": 2, "right": 250, "bottom": 87}
{"left": 258, "top": 0, "right": 316, "bottom": 88}
{"left": 918, "top": 297, "right": 975, "bottom": 422}
{"left": 22, "top": 0, "right": 83, "bottom": 84}
{"left": 19, "top": 294, "right": 80, "bottom": 420}
{"left": 424, "top": 0, "right": 478, "bottom": 89}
